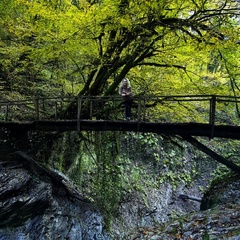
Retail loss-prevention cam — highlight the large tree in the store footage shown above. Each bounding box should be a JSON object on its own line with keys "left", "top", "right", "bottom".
{"left": 0, "top": 0, "right": 239, "bottom": 100}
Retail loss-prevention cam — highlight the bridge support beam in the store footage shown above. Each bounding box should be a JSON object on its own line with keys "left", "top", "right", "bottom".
{"left": 181, "top": 135, "right": 240, "bottom": 174}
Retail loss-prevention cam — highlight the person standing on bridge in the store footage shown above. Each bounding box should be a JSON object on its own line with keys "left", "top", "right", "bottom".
{"left": 119, "top": 77, "right": 133, "bottom": 121}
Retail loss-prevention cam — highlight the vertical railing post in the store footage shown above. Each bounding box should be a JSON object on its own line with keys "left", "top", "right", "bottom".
{"left": 35, "top": 98, "right": 39, "bottom": 120}
{"left": 77, "top": 96, "right": 82, "bottom": 132}
{"left": 143, "top": 97, "right": 146, "bottom": 122}
{"left": 5, "top": 103, "right": 9, "bottom": 121}
{"left": 137, "top": 97, "right": 141, "bottom": 122}
{"left": 209, "top": 95, "right": 216, "bottom": 138}
{"left": 54, "top": 101, "right": 58, "bottom": 120}
{"left": 89, "top": 98, "right": 93, "bottom": 120}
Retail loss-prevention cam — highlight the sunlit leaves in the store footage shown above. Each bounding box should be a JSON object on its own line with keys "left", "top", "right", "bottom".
{"left": 0, "top": 0, "right": 239, "bottom": 100}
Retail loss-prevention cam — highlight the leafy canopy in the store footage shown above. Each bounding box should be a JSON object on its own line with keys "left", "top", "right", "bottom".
{"left": 0, "top": 0, "right": 239, "bottom": 101}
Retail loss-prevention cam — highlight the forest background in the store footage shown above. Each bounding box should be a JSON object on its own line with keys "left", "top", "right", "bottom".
{"left": 0, "top": 0, "right": 240, "bottom": 235}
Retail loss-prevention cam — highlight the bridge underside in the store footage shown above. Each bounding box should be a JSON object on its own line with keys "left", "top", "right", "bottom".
{"left": 1, "top": 120, "right": 240, "bottom": 140}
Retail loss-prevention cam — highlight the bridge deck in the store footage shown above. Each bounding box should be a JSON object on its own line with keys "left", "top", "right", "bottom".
{"left": 1, "top": 120, "right": 240, "bottom": 139}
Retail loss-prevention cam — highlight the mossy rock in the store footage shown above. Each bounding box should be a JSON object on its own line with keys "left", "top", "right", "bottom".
{"left": 200, "top": 173, "right": 240, "bottom": 210}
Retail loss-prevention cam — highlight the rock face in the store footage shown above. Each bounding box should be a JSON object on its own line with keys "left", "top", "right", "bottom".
{"left": 0, "top": 141, "right": 239, "bottom": 240}
{"left": 0, "top": 155, "right": 109, "bottom": 240}
{"left": 110, "top": 181, "right": 203, "bottom": 239}
{"left": 201, "top": 174, "right": 240, "bottom": 210}
{"left": 126, "top": 174, "right": 240, "bottom": 240}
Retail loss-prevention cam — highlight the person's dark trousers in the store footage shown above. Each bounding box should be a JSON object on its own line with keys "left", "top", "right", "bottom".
{"left": 124, "top": 100, "right": 133, "bottom": 120}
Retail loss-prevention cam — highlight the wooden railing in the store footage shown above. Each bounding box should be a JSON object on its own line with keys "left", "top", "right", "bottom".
{"left": 0, "top": 95, "right": 239, "bottom": 126}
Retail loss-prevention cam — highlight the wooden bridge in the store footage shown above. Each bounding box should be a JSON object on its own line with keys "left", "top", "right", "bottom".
{"left": 0, "top": 94, "right": 240, "bottom": 139}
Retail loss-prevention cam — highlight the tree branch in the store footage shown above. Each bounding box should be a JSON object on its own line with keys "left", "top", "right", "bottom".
{"left": 139, "top": 62, "right": 186, "bottom": 70}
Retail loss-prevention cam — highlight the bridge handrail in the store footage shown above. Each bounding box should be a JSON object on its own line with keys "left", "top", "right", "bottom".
{"left": 0, "top": 95, "right": 239, "bottom": 125}
{"left": 0, "top": 94, "right": 240, "bottom": 104}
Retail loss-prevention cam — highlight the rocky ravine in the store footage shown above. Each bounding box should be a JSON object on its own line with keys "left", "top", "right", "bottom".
{"left": 0, "top": 151, "right": 109, "bottom": 240}
{"left": 0, "top": 150, "right": 239, "bottom": 240}
{"left": 126, "top": 174, "right": 240, "bottom": 240}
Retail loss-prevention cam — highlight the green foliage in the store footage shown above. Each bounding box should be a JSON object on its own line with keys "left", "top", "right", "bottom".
{"left": 1, "top": 0, "right": 239, "bottom": 232}
{"left": 47, "top": 131, "right": 198, "bottom": 229}
{"left": 0, "top": 0, "right": 239, "bottom": 102}
{"left": 49, "top": 132, "right": 82, "bottom": 172}
{"left": 44, "top": 128, "right": 240, "bottom": 230}
{"left": 127, "top": 133, "right": 194, "bottom": 189}
{"left": 81, "top": 131, "right": 129, "bottom": 229}
{"left": 203, "top": 138, "right": 240, "bottom": 182}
